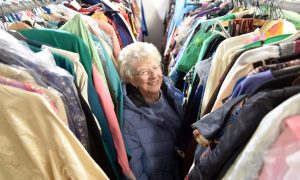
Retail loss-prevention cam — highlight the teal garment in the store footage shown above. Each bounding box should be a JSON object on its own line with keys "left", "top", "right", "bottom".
{"left": 59, "top": 14, "right": 108, "bottom": 88}
{"left": 91, "top": 35, "right": 124, "bottom": 129}
{"left": 87, "top": 79, "right": 121, "bottom": 180}
{"left": 19, "top": 29, "right": 93, "bottom": 80}
{"left": 92, "top": 35, "right": 130, "bottom": 160}
{"left": 28, "top": 45, "right": 76, "bottom": 77}
{"left": 22, "top": 30, "right": 120, "bottom": 178}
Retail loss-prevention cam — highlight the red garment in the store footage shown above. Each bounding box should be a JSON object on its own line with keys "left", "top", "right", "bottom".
{"left": 119, "top": 10, "right": 131, "bottom": 30}
{"left": 92, "top": 65, "right": 135, "bottom": 179}
{"left": 259, "top": 115, "right": 300, "bottom": 180}
{"left": 107, "top": 17, "right": 124, "bottom": 48}
{"left": 78, "top": 7, "right": 102, "bottom": 13}
{"left": 63, "top": 2, "right": 101, "bottom": 13}
{"left": 295, "top": 39, "right": 300, "bottom": 53}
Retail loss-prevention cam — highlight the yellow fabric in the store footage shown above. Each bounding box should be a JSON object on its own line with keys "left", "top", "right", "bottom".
{"left": 0, "top": 63, "right": 36, "bottom": 83}
{"left": 130, "top": 14, "right": 138, "bottom": 37}
{"left": 0, "top": 84, "right": 109, "bottom": 180}
{"left": 0, "top": 63, "right": 68, "bottom": 126}
{"left": 8, "top": 22, "right": 32, "bottom": 31}
{"left": 92, "top": 11, "right": 108, "bottom": 22}
{"left": 259, "top": 20, "right": 281, "bottom": 36}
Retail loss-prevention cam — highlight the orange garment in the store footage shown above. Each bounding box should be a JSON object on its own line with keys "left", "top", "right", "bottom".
{"left": 94, "top": 19, "right": 121, "bottom": 59}
{"left": 92, "top": 11, "right": 109, "bottom": 22}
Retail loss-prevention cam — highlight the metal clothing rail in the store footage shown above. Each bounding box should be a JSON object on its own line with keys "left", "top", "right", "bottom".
{"left": 278, "top": 0, "right": 300, "bottom": 13}
{"left": 257, "top": 0, "right": 300, "bottom": 14}
{"left": 224, "top": 0, "right": 300, "bottom": 14}
{"left": 0, "top": 0, "right": 64, "bottom": 16}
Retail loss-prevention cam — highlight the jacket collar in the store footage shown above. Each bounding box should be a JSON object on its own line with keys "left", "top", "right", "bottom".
{"left": 124, "top": 76, "right": 184, "bottom": 118}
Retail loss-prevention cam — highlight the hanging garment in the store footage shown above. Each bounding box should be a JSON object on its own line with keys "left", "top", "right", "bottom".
{"left": 188, "top": 86, "right": 300, "bottom": 180}
{"left": 224, "top": 92, "right": 300, "bottom": 179}
{"left": 0, "top": 30, "right": 90, "bottom": 151}
{"left": 0, "top": 84, "right": 109, "bottom": 180}
{"left": 59, "top": 14, "right": 109, "bottom": 89}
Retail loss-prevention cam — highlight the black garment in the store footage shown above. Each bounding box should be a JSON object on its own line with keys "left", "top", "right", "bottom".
{"left": 188, "top": 86, "right": 300, "bottom": 180}
{"left": 76, "top": 84, "right": 116, "bottom": 180}
{"left": 203, "top": 35, "right": 226, "bottom": 60}
{"left": 174, "top": 70, "right": 187, "bottom": 91}
{"left": 251, "top": 73, "right": 299, "bottom": 95}
{"left": 191, "top": 95, "right": 246, "bottom": 140}
{"left": 175, "top": 76, "right": 201, "bottom": 179}
{"left": 175, "top": 35, "right": 226, "bottom": 178}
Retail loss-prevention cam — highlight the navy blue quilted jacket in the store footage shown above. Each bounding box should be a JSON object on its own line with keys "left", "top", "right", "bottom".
{"left": 122, "top": 77, "right": 184, "bottom": 180}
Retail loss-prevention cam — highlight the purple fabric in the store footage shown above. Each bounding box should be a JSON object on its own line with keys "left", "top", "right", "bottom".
{"left": 231, "top": 70, "right": 274, "bottom": 98}
{"left": 195, "top": 7, "right": 220, "bottom": 19}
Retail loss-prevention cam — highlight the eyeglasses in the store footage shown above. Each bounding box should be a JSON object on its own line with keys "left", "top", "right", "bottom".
{"left": 133, "top": 64, "right": 163, "bottom": 79}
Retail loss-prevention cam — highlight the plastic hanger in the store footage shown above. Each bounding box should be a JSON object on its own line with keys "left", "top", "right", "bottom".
{"left": 268, "top": 52, "right": 300, "bottom": 65}
{"left": 272, "top": 63, "right": 300, "bottom": 78}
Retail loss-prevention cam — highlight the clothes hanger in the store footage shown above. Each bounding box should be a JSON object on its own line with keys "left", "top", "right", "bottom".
{"left": 269, "top": 52, "right": 300, "bottom": 64}
{"left": 272, "top": 64, "right": 300, "bottom": 78}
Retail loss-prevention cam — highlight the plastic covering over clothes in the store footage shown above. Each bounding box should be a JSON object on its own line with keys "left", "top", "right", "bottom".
{"left": 0, "top": 29, "right": 90, "bottom": 152}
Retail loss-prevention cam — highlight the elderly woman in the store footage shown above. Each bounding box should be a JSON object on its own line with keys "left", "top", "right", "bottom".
{"left": 118, "top": 42, "right": 184, "bottom": 180}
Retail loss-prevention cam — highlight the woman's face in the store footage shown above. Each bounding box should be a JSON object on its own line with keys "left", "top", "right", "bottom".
{"left": 129, "top": 58, "right": 163, "bottom": 101}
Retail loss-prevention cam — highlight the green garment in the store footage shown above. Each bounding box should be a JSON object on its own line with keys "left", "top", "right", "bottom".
{"left": 177, "top": 14, "right": 235, "bottom": 73}
{"left": 92, "top": 35, "right": 130, "bottom": 161}
{"left": 196, "top": 33, "right": 222, "bottom": 64}
{"left": 283, "top": 10, "right": 300, "bottom": 30}
{"left": 59, "top": 14, "right": 109, "bottom": 89}
{"left": 243, "top": 33, "right": 292, "bottom": 49}
{"left": 20, "top": 29, "right": 93, "bottom": 81}
{"left": 22, "top": 31, "right": 120, "bottom": 178}
{"left": 91, "top": 35, "right": 124, "bottom": 129}
{"left": 177, "top": 22, "right": 213, "bottom": 72}
{"left": 178, "top": 20, "right": 218, "bottom": 72}
{"left": 28, "top": 45, "right": 76, "bottom": 77}
{"left": 187, "top": 33, "right": 223, "bottom": 99}
{"left": 87, "top": 80, "right": 120, "bottom": 180}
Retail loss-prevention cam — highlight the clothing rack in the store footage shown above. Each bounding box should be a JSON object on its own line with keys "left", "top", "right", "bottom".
{"left": 278, "top": 0, "right": 300, "bottom": 13}
{"left": 0, "top": 0, "right": 64, "bottom": 16}
{"left": 225, "top": 0, "right": 300, "bottom": 14}
{"left": 256, "top": 0, "right": 300, "bottom": 13}
{"left": 97, "top": 0, "right": 137, "bottom": 42}
{"left": 186, "top": 0, "right": 202, "bottom": 5}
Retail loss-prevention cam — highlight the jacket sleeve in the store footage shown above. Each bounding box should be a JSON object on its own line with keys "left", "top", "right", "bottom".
{"left": 123, "top": 118, "right": 148, "bottom": 180}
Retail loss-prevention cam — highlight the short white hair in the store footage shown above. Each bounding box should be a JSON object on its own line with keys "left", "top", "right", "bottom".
{"left": 118, "top": 42, "right": 161, "bottom": 83}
